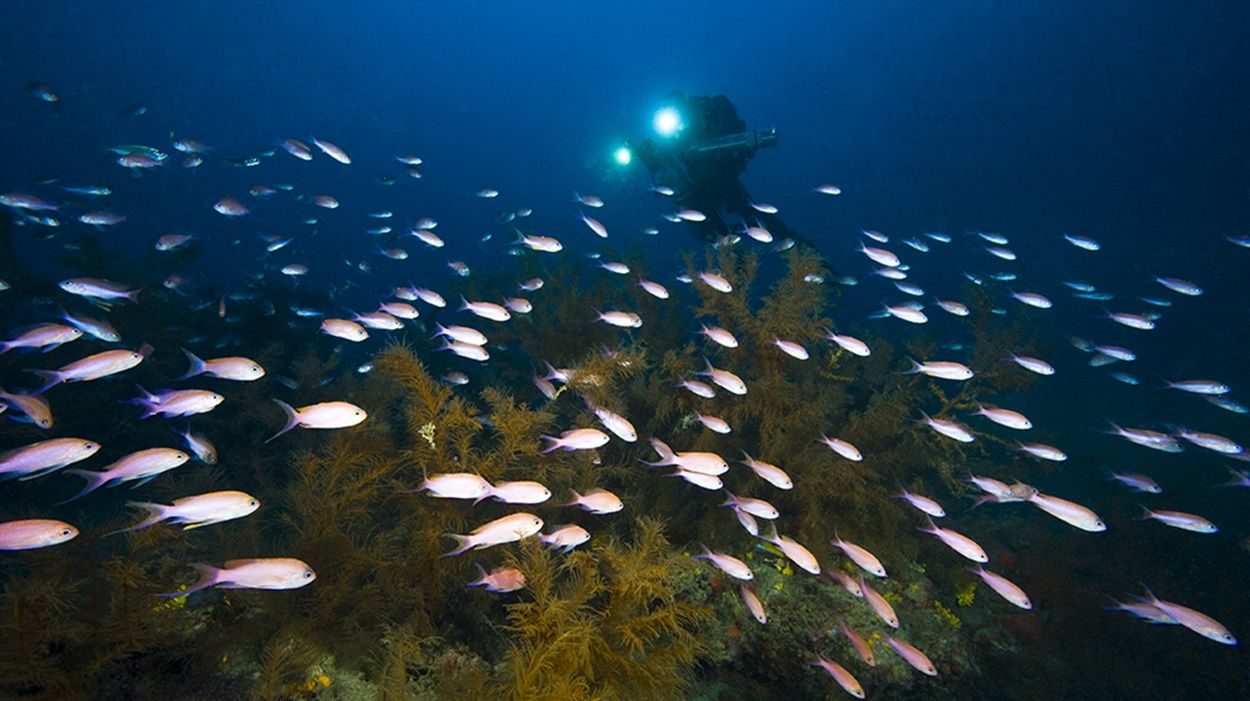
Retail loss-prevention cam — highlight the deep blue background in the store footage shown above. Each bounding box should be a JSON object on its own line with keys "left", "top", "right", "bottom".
{"left": 3, "top": 2, "right": 1250, "bottom": 698}
{"left": 3, "top": 1, "right": 1248, "bottom": 267}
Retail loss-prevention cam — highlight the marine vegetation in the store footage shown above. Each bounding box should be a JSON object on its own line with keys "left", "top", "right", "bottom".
{"left": 0, "top": 239, "right": 1041, "bottom": 700}
{"left": 497, "top": 518, "right": 710, "bottom": 700}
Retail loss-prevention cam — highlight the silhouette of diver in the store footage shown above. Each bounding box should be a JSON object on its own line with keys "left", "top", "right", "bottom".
{"left": 634, "top": 92, "right": 804, "bottom": 246}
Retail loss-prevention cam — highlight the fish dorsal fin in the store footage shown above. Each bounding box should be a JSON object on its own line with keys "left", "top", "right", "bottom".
{"left": 223, "top": 558, "right": 264, "bottom": 569}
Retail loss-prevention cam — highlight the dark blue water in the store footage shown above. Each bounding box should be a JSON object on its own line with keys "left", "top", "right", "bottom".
{"left": 2, "top": 2, "right": 1249, "bottom": 699}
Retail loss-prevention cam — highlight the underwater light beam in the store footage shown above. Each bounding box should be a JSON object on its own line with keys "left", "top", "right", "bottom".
{"left": 652, "top": 106, "right": 683, "bottom": 137}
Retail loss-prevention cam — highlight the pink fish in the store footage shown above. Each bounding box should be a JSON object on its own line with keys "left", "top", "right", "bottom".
{"left": 0, "top": 323, "right": 82, "bottom": 354}
{"left": 884, "top": 636, "right": 938, "bottom": 676}
{"left": 0, "top": 437, "right": 100, "bottom": 479}
{"left": 312, "top": 138, "right": 351, "bottom": 164}
{"left": 695, "top": 546, "right": 754, "bottom": 580}
{"left": 580, "top": 214, "right": 608, "bottom": 238}
{"left": 0, "top": 387, "right": 54, "bottom": 429}
{"left": 541, "top": 428, "right": 610, "bottom": 453}
{"left": 860, "top": 575, "right": 899, "bottom": 627}
{"left": 825, "top": 569, "right": 863, "bottom": 598}
{"left": 831, "top": 532, "right": 887, "bottom": 577}
{"left": 267, "top": 400, "right": 367, "bottom": 442}
{"left": 1137, "top": 587, "right": 1236, "bottom": 645}
{"left": 130, "top": 386, "right": 223, "bottom": 419}
{"left": 179, "top": 350, "right": 265, "bottom": 381}
{"left": 108, "top": 490, "right": 259, "bottom": 535}
{"left": 969, "top": 565, "right": 1033, "bottom": 609}
{"left": 722, "top": 493, "right": 779, "bottom": 520}
{"left": 644, "top": 438, "right": 728, "bottom": 475}
{"left": 838, "top": 620, "right": 875, "bottom": 666}
{"left": 161, "top": 558, "right": 316, "bottom": 597}
{"left": 0, "top": 519, "right": 78, "bottom": 550}
{"left": 213, "top": 196, "right": 249, "bottom": 217}
{"left": 30, "top": 345, "right": 151, "bottom": 393}
{"left": 444, "top": 513, "right": 544, "bottom": 556}
{"left": 58, "top": 278, "right": 140, "bottom": 303}
{"left": 539, "top": 524, "right": 591, "bottom": 552}
{"left": 62, "top": 447, "right": 190, "bottom": 501}
{"left": 810, "top": 657, "right": 864, "bottom": 698}
{"left": 759, "top": 524, "right": 820, "bottom": 575}
{"left": 281, "top": 139, "right": 313, "bottom": 160}
{"left": 739, "top": 583, "right": 767, "bottom": 624}
{"left": 481, "top": 480, "right": 552, "bottom": 505}
{"left": 893, "top": 488, "right": 946, "bottom": 517}
{"left": 565, "top": 488, "right": 623, "bottom": 514}
{"left": 469, "top": 564, "right": 527, "bottom": 593}
{"left": 918, "top": 516, "right": 988, "bottom": 562}
{"left": 418, "top": 473, "right": 492, "bottom": 500}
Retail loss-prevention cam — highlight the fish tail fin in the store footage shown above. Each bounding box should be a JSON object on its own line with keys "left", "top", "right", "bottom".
{"left": 473, "top": 486, "right": 495, "bottom": 506}
{"left": 158, "top": 563, "right": 220, "bottom": 598}
{"left": 562, "top": 490, "right": 583, "bottom": 508}
{"left": 25, "top": 369, "right": 62, "bottom": 395}
{"left": 131, "top": 383, "right": 158, "bottom": 406}
{"left": 0, "top": 342, "right": 12, "bottom": 356}
{"left": 442, "top": 533, "right": 474, "bottom": 557}
{"left": 127, "top": 288, "right": 143, "bottom": 304}
{"left": 59, "top": 469, "right": 108, "bottom": 503}
{"left": 265, "top": 399, "right": 300, "bottom": 443}
{"left": 965, "top": 495, "right": 997, "bottom": 511}
{"left": 1135, "top": 504, "right": 1154, "bottom": 520}
{"left": 106, "top": 501, "right": 167, "bottom": 536}
{"left": 649, "top": 437, "right": 675, "bottom": 462}
{"left": 539, "top": 435, "right": 561, "bottom": 454}
{"left": 541, "top": 360, "right": 559, "bottom": 382}
{"left": 179, "top": 348, "right": 207, "bottom": 379}
{"left": 1104, "top": 596, "right": 1130, "bottom": 612}
{"left": 1216, "top": 467, "right": 1249, "bottom": 488}
{"left": 1100, "top": 421, "right": 1124, "bottom": 436}
{"left": 468, "top": 562, "right": 487, "bottom": 586}
{"left": 763, "top": 521, "right": 780, "bottom": 543}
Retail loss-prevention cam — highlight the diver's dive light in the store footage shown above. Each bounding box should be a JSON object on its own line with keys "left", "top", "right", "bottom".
{"left": 613, "top": 146, "right": 633, "bottom": 166}
{"left": 652, "top": 106, "right": 683, "bottom": 137}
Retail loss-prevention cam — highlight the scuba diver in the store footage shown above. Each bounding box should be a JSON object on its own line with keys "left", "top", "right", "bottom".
{"left": 632, "top": 92, "right": 804, "bottom": 246}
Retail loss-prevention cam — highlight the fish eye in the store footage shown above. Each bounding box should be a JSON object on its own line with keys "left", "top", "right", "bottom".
{"left": 59, "top": 529, "right": 73, "bottom": 537}
{"left": 248, "top": 500, "right": 258, "bottom": 507}
{"left": 83, "top": 442, "right": 92, "bottom": 448}
{"left": 303, "top": 570, "right": 314, "bottom": 578}
{"left": 251, "top": 366, "right": 260, "bottom": 372}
